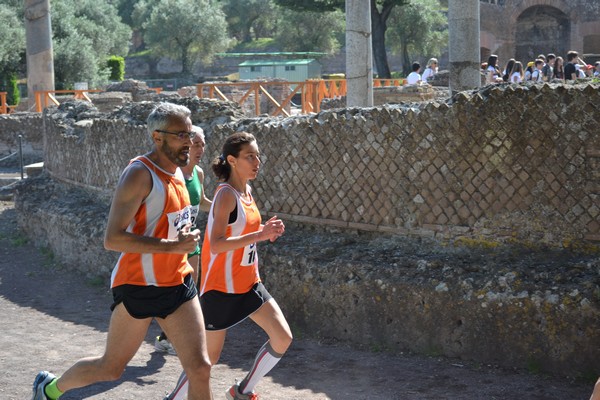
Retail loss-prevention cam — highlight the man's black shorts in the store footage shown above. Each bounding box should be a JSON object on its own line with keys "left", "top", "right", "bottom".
{"left": 200, "top": 282, "right": 272, "bottom": 331}
{"left": 111, "top": 273, "right": 197, "bottom": 319}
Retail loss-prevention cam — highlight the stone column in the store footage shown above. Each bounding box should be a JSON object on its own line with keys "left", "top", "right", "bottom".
{"left": 448, "top": 0, "right": 480, "bottom": 95}
{"left": 345, "top": 0, "right": 373, "bottom": 107}
{"left": 25, "top": 0, "right": 55, "bottom": 111}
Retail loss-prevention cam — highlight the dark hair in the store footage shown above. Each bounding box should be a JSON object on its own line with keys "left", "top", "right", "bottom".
{"left": 411, "top": 62, "right": 421, "bottom": 72}
{"left": 487, "top": 54, "right": 498, "bottom": 67}
{"left": 503, "top": 58, "right": 515, "bottom": 81}
{"left": 567, "top": 50, "right": 578, "bottom": 62}
{"left": 212, "top": 131, "right": 256, "bottom": 181}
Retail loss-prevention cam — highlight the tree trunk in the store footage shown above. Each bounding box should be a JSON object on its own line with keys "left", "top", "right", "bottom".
{"left": 401, "top": 38, "right": 411, "bottom": 76}
{"left": 370, "top": 1, "right": 394, "bottom": 79}
{"left": 181, "top": 44, "right": 190, "bottom": 76}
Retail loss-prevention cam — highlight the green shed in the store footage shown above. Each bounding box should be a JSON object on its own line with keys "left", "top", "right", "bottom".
{"left": 238, "top": 59, "right": 322, "bottom": 81}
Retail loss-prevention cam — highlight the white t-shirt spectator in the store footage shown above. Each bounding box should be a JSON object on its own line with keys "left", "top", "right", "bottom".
{"left": 421, "top": 67, "right": 435, "bottom": 83}
{"left": 407, "top": 72, "right": 421, "bottom": 85}
{"left": 510, "top": 72, "right": 522, "bottom": 83}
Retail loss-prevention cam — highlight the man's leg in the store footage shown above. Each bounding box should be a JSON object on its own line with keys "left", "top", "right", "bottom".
{"left": 54, "top": 303, "right": 151, "bottom": 393}
{"left": 157, "top": 297, "right": 212, "bottom": 400}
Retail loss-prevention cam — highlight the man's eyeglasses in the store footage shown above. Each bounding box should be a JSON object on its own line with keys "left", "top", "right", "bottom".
{"left": 156, "top": 129, "right": 195, "bottom": 140}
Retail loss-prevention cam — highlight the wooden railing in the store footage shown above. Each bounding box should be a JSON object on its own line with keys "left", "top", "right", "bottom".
{"left": 196, "top": 78, "right": 405, "bottom": 117}
{"left": 29, "top": 79, "right": 406, "bottom": 116}
{"left": 34, "top": 89, "right": 103, "bottom": 112}
{"left": 0, "top": 92, "right": 17, "bottom": 114}
{"left": 33, "top": 87, "right": 162, "bottom": 113}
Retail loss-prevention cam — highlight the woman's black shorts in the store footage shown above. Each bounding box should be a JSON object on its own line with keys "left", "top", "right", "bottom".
{"left": 111, "top": 273, "right": 198, "bottom": 319}
{"left": 200, "top": 282, "right": 272, "bottom": 331}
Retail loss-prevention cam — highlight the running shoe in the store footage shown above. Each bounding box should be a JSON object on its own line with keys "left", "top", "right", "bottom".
{"left": 32, "top": 370, "right": 56, "bottom": 400}
{"left": 154, "top": 335, "right": 177, "bottom": 355}
{"left": 225, "top": 382, "right": 259, "bottom": 400}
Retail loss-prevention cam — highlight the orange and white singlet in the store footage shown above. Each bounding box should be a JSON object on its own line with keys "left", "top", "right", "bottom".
{"left": 200, "top": 183, "right": 261, "bottom": 295}
{"left": 110, "top": 156, "right": 193, "bottom": 288}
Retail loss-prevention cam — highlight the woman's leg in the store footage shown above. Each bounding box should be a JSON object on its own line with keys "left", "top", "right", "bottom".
{"left": 236, "top": 299, "right": 293, "bottom": 394}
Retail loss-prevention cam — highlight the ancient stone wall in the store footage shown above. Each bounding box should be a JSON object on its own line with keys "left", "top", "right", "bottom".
{"left": 38, "top": 83, "right": 600, "bottom": 247}
{"left": 213, "top": 83, "right": 599, "bottom": 247}
{"left": 0, "top": 112, "right": 44, "bottom": 167}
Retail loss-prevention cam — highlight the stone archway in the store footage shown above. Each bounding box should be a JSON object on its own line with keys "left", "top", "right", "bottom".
{"left": 515, "top": 5, "right": 570, "bottom": 62}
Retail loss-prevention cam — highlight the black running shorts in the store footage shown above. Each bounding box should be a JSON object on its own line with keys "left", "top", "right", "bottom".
{"left": 111, "top": 273, "right": 198, "bottom": 319}
{"left": 200, "top": 282, "right": 272, "bottom": 331}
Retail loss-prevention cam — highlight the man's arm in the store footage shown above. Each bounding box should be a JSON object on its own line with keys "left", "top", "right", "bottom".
{"left": 197, "top": 166, "right": 212, "bottom": 213}
{"left": 104, "top": 162, "right": 199, "bottom": 254}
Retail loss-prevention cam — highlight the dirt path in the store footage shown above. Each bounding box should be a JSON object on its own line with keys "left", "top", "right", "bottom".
{"left": 0, "top": 200, "right": 593, "bottom": 400}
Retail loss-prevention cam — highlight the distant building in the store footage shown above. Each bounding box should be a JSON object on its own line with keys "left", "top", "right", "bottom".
{"left": 480, "top": 0, "right": 600, "bottom": 63}
{"left": 238, "top": 59, "right": 322, "bottom": 81}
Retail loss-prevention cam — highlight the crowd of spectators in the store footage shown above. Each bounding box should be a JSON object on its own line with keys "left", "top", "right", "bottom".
{"left": 482, "top": 50, "right": 600, "bottom": 85}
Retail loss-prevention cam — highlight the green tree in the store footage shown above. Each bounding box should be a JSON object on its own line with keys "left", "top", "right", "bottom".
{"left": 221, "top": 0, "right": 278, "bottom": 43}
{"left": 52, "top": 0, "right": 131, "bottom": 88}
{"left": 0, "top": 4, "right": 25, "bottom": 74}
{"left": 275, "top": 0, "right": 410, "bottom": 78}
{"left": 114, "top": 0, "right": 140, "bottom": 26}
{"left": 142, "top": 0, "right": 230, "bottom": 76}
{"left": 275, "top": 8, "right": 344, "bottom": 54}
{"left": 386, "top": 0, "right": 448, "bottom": 75}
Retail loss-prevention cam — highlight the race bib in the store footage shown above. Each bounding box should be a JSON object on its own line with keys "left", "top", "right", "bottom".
{"left": 189, "top": 204, "right": 200, "bottom": 228}
{"left": 240, "top": 242, "right": 257, "bottom": 267}
{"left": 166, "top": 206, "right": 193, "bottom": 239}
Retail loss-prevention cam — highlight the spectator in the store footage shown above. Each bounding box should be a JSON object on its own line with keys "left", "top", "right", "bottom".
{"left": 502, "top": 58, "right": 515, "bottom": 82}
{"left": 542, "top": 53, "right": 555, "bottom": 81}
{"left": 486, "top": 54, "right": 502, "bottom": 84}
{"left": 524, "top": 61, "right": 535, "bottom": 81}
{"left": 554, "top": 56, "right": 565, "bottom": 80}
{"left": 530, "top": 59, "right": 544, "bottom": 82}
{"left": 406, "top": 62, "right": 422, "bottom": 85}
{"left": 594, "top": 61, "right": 600, "bottom": 77}
{"left": 421, "top": 58, "right": 438, "bottom": 83}
{"left": 509, "top": 61, "right": 524, "bottom": 83}
{"left": 584, "top": 64, "right": 595, "bottom": 77}
{"left": 564, "top": 50, "right": 585, "bottom": 80}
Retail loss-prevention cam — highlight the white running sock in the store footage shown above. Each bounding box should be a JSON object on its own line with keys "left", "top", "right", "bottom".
{"left": 165, "top": 370, "right": 188, "bottom": 400}
{"left": 239, "top": 341, "right": 283, "bottom": 394}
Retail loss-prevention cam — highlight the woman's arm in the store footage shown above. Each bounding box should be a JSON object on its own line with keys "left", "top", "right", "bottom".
{"left": 209, "top": 187, "right": 284, "bottom": 254}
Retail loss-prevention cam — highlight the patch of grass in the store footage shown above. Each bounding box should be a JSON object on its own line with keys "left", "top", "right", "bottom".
{"left": 233, "top": 38, "right": 277, "bottom": 52}
{"left": 86, "top": 275, "right": 106, "bottom": 288}
{"left": 11, "top": 235, "right": 28, "bottom": 246}
{"left": 40, "top": 246, "right": 55, "bottom": 267}
{"left": 453, "top": 236, "right": 500, "bottom": 249}
{"left": 526, "top": 358, "right": 543, "bottom": 374}
{"left": 576, "top": 369, "right": 599, "bottom": 384}
{"left": 423, "top": 345, "right": 443, "bottom": 357}
{"left": 370, "top": 342, "right": 390, "bottom": 353}
{"left": 127, "top": 49, "right": 152, "bottom": 58}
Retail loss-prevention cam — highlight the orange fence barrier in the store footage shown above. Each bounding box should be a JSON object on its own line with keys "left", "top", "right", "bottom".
{"left": 34, "top": 89, "right": 103, "bottom": 113}
{"left": 0, "top": 92, "right": 17, "bottom": 114}
{"left": 30, "top": 80, "right": 405, "bottom": 116}
{"left": 33, "top": 87, "right": 162, "bottom": 113}
{"left": 197, "top": 81, "right": 317, "bottom": 117}
{"left": 196, "top": 78, "right": 404, "bottom": 117}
